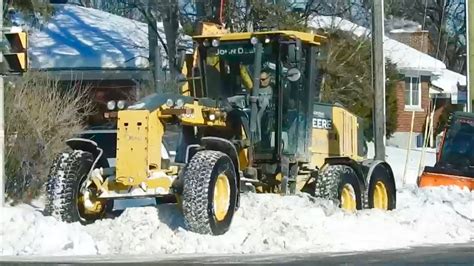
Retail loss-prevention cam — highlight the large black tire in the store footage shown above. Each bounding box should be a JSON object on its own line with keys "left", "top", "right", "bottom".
{"left": 368, "top": 167, "right": 396, "bottom": 210}
{"left": 44, "top": 150, "right": 109, "bottom": 224}
{"left": 315, "top": 165, "right": 363, "bottom": 210}
{"left": 182, "top": 150, "right": 238, "bottom": 235}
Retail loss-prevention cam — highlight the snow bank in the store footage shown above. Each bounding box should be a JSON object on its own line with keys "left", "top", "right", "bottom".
{"left": 1, "top": 146, "right": 472, "bottom": 256}
{"left": 0, "top": 205, "right": 97, "bottom": 256}
{"left": 1, "top": 188, "right": 472, "bottom": 256}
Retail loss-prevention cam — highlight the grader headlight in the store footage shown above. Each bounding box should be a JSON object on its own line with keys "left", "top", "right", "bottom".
{"left": 175, "top": 98, "right": 184, "bottom": 108}
{"left": 165, "top": 98, "right": 174, "bottom": 108}
{"left": 204, "top": 109, "right": 225, "bottom": 122}
{"left": 211, "top": 39, "right": 220, "bottom": 47}
{"left": 250, "top": 36, "right": 258, "bottom": 45}
{"left": 117, "top": 100, "right": 127, "bottom": 110}
{"left": 107, "top": 100, "right": 116, "bottom": 111}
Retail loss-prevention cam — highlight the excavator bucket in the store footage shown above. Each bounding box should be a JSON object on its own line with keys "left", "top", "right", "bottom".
{"left": 418, "top": 167, "right": 474, "bottom": 190}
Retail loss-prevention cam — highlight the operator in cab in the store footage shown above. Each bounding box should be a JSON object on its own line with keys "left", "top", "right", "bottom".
{"left": 257, "top": 70, "right": 275, "bottom": 150}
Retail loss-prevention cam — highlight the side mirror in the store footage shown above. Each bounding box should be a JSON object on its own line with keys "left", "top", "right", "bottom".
{"left": 176, "top": 48, "right": 186, "bottom": 70}
{"left": 287, "top": 39, "right": 302, "bottom": 64}
{"left": 286, "top": 68, "right": 301, "bottom": 82}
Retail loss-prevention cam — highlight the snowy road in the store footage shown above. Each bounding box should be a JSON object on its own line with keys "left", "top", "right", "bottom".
{"left": 0, "top": 146, "right": 473, "bottom": 257}
{"left": 1, "top": 242, "right": 473, "bottom": 264}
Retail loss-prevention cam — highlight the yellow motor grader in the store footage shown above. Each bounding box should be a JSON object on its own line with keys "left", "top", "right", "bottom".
{"left": 44, "top": 30, "right": 396, "bottom": 235}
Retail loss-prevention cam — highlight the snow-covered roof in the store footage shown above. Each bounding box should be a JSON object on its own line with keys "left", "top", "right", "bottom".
{"left": 389, "top": 28, "right": 427, "bottom": 34}
{"left": 431, "top": 69, "right": 467, "bottom": 94}
{"left": 28, "top": 4, "right": 192, "bottom": 70}
{"left": 308, "top": 16, "right": 469, "bottom": 99}
{"left": 308, "top": 16, "right": 447, "bottom": 74}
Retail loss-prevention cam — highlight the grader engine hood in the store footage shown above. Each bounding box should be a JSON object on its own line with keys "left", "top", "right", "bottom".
{"left": 115, "top": 93, "right": 227, "bottom": 187}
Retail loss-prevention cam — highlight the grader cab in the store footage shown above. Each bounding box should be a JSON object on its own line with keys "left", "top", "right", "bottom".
{"left": 45, "top": 30, "right": 396, "bottom": 235}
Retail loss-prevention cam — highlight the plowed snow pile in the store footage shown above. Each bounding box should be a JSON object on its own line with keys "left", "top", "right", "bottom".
{"left": 1, "top": 146, "right": 473, "bottom": 256}
{"left": 1, "top": 186, "right": 473, "bottom": 256}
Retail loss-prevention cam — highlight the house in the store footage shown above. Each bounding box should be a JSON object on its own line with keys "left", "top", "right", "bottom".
{"left": 22, "top": 4, "right": 192, "bottom": 126}
{"left": 308, "top": 16, "right": 467, "bottom": 148}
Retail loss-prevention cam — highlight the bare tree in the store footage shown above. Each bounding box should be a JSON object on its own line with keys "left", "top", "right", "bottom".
{"left": 359, "top": 0, "right": 466, "bottom": 73}
{"left": 161, "top": 0, "right": 179, "bottom": 80}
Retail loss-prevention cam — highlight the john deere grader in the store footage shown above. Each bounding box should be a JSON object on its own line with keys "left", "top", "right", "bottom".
{"left": 44, "top": 31, "right": 396, "bottom": 235}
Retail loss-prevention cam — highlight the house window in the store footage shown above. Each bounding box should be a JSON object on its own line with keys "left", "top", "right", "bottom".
{"left": 405, "top": 76, "right": 421, "bottom": 109}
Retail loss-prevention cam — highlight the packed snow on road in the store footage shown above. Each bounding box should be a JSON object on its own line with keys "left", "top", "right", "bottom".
{"left": 1, "top": 146, "right": 473, "bottom": 256}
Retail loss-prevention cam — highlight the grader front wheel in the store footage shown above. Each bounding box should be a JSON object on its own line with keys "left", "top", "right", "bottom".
{"left": 44, "top": 150, "right": 109, "bottom": 224}
{"left": 182, "top": 150, "right": 238, "bottom": 235}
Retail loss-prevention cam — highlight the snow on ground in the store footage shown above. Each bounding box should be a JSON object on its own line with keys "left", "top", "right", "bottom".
{"left": 1, "top": 146, "right": 473, "bottom": 256}
{"left": 367, "top": 143, "right": 437, "bottom": 186}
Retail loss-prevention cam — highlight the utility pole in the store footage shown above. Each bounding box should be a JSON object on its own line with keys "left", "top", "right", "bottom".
{"left": 147, "top": 0, "right": 160, "bottom": 93}
{"left": 468, "top": 0, "right": 473, "bottom": 112}
{"left": 0, "top": 0, "right": 5, "bottom": 207}
{"left": 372, "top": 0, "right": 386, "bottom": 160}
{"left": 155, "top": 44, "right": 163, "bottom": 91}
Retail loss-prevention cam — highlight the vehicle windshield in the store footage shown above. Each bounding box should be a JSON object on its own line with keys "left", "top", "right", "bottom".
{"left": 440, "top": 117, "right": 474, "bottom": 167}
{"left": 198, "top": 41, "right": 277, "bottom": 99}
{"left": 195, "top": 39, "right": 308, "bottom": 158}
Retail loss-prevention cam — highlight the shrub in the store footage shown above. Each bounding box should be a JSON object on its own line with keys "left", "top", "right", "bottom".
{"left": 5, "top": 72, "right": 92, "bottom": 203}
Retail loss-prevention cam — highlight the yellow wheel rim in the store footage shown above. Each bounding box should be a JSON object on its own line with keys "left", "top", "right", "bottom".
{"left": 213, "top": 174, "right": 230, "bottom": 221}
{"left": 373, "top": 181, "right": 388, "bottom": 210}
{"left": 78, "top": 188, "right": 106, "bottom": 216}
{"left": 341, "top": 184, "right": 357, "bottom": 212}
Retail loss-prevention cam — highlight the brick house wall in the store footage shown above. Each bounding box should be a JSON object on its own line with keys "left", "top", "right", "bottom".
{"left": 394, "top": 76, "right": 451, "bottom": 141}
{"left": 389, "top": 31, "right": 434, "bottom": 54}
{"left": 390, "top": 30, "right": 440, "bottom": 135}
{"left": 395, "top": 77, "right": 430, "bottom": 133}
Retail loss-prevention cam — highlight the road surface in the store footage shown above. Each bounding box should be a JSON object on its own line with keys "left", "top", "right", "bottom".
{"left": 1, "top": 242, "right": 473, "bottom": 265}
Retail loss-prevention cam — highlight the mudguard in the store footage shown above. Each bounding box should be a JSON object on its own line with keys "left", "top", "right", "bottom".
{"left": 65, "top": 138, "right": 110, "bottom": 171}
{"left": 361, "top": 159, "right": 397, "bottom": 208}
{"left": 324, "top": 157, "right": 367, "bottom": 190}
{"left": 361, "top": 159, "right": 396, "bottom": 190}
{"left": 200, "top": 137, "right": 240, "bottom": 181}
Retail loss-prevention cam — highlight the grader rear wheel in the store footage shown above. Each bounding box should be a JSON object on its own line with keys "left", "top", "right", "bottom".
{"left": 315, "top": 165, "right": 363, "bottom": 211}
{"left": 368, "top": 167, "right": 396, "bottom": 210}
{"left": 182, "top": 150, "right": 238, "bottom": 235}
{"left": 340, "top": 183, "right": 357, "bottom": 211}
{"left": 44, "top": 150, "right": 109, "bottom": 224}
